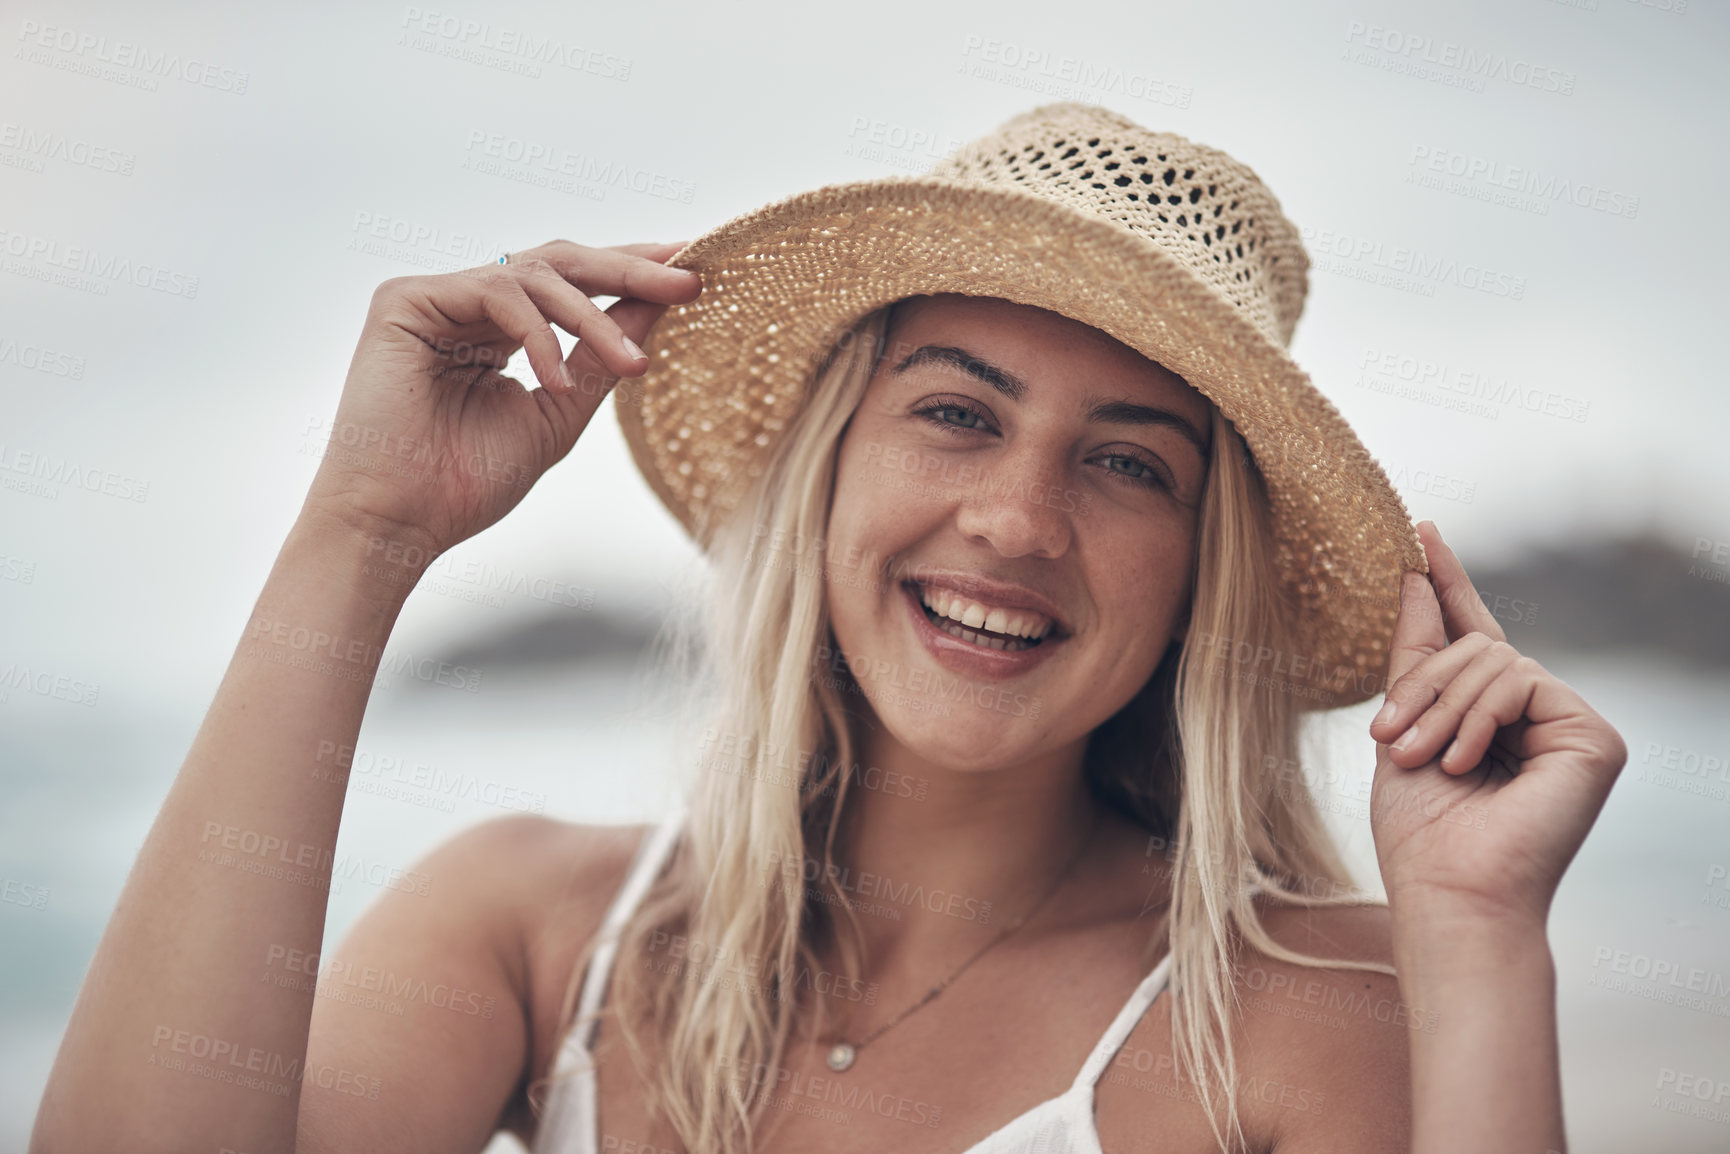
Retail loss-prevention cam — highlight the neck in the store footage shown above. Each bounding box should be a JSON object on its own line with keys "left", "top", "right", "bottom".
{"left": 820, "top": 716, "right": 1148, "bottom": 982}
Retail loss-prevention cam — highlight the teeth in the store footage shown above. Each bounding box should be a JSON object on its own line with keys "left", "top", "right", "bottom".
{"left": 917, "top": 584, "right": 1053, "bottom": 641}
{"left": 934, "top": 618, "right": 1026, "bottom": 651}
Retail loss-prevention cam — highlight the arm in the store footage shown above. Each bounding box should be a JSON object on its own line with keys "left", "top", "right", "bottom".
{"left": 1367, "top": 520, "right": 1627, "bottom": 1154}
{"left": 31, "top": 510, "right": 424, "bottom": 1152}
{"left": 294, "top": 814, "right": 646, "bottom": 1153}
{"left": 1231, "top": 902, "right": 1414, "bottom": 1154}
{"left": 30, "top": 240, "right": 702, "bottom": 1154}
{"left": 1390, "top": 905, "right": 1562, "bottom": 1154}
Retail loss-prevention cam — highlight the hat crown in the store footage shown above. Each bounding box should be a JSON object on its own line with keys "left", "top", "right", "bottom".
{"left": 924, "top": 103, "right": 1309, "bottom": 348}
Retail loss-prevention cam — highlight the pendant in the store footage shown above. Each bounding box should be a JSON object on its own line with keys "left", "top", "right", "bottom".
{"left": 826, "top": 1042, "right": 856, "bottom": 1072}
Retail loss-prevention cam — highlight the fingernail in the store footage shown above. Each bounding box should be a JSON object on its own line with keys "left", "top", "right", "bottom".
{"left": 622, "top": 336, "right": 645, "bottom": 362}
{"left": 1373, "top": 699, "right": 1396, "bottom": 728}
{"left": 1442, "top": 737, "right": 1459, "bottom": 765}
{"left": 1391, "top": 727, "right": 1417, "bottom": 754}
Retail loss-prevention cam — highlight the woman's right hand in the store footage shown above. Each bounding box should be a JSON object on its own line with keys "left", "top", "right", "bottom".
{"left": 303, "top": 239, "right": 702, "bottom": 557}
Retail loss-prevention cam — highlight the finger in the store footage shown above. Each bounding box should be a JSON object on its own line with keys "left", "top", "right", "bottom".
{"left": 450, "top": 269, "right": 570, "bottom": 396}
{"left": 559, "top": 296, "right": 671, "bottom": 412}
{"left": 511, "top": 257, "right": 647, "bottom": 382}
{"left": 1383, "top": 638, "right": 1523, "bottom": 770}
{"left": 1370, "top": 630, "right": 1500, "bottom": 745}
{"left": 1385, "top": 569, "right": 1448, "bottom": 688}
{"left": 1416, "top": 520, "right": 1507, "bottom": 645}
{"left": 513, "top": 239, "right": 703, "bottom": 306}
{"left": 603, "top": 240, "right": 693, "bottom": 262}
{"left": 520, "top": 297, "right": 674, "bottom": 470}
{"left": 1434, "top": 657, "right": 1541, "bottom": 775}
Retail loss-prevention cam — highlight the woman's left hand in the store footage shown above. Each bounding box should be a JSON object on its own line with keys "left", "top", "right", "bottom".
{"left": 1367, "top": 520, "right": 1628, "bottom": 929}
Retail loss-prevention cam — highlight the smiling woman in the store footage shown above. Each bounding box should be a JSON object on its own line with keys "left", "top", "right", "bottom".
{"left": 564, "top": 283, "right": 1380, "bottom": 1154}
{"left": 33, "top": 102, "right": 1628, "bottom": 1154}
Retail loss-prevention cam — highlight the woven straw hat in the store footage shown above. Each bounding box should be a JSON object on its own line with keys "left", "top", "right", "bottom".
{"left": 616, "top": 102, "right": 1427, "bottom": 709}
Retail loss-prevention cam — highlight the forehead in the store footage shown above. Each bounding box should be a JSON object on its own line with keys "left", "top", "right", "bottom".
{"left": 880, "top": 294, "right": 1208, "bottom": 417}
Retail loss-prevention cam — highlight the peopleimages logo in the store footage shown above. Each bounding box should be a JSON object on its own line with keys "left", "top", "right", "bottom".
{"left": 1407, "top": 145, "right": 1639, "bottom": 220}
{"left": 1299, "top": 225, "right": 1527, "bottom": 300}
{"left": 0, "top": 441, "right": 149, "bottom": 503}
{"left": 461, "top": 130, "right": 695, "bottom": 204}
{"left": 0, "top": 122, "right": 137, "bottom": 175}
{"left": 957, "top": 35, "right": 1193, "bottom": 109}
{"left": 14, "top": 19, "right": 251, "bottom": 93}
{"left": 0, "top": 227, "right": 199, "bottom": 298}
{"left": 762, "top": 852, "right": 994, "bottom": 925}
{"left": 1588, "top": 945, "right": 1730, "bottom": 1016}
{"left": 1342, "top": 21, "right": 1576, "bottom": 96}
{"left": 1354, "top": 347, "right": 1591, "bottom": 425}
{"left": 397, "top": 7, "right": 631, "bottom": 79}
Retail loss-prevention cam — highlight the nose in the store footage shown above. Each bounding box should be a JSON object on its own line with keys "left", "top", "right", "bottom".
{"left": 951, "top": 445, "right": 1074, "bottom": 560}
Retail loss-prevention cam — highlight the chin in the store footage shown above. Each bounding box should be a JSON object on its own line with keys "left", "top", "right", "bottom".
{"left": 867, "top": 699, "right": 1056, "bottom": 774}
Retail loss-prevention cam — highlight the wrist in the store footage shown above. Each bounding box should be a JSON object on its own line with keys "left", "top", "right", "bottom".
{"left": 286, "top": 504, "right": 440, "bottom": 611}
{"left": 1388, "top": 894, "right": 1554, "bottom": 990}
{"left": 1393, "top": 910, "right": 1565, "bottom": 1154}
{"left": 294, "top": 501, "right": 439, "bottom": 588}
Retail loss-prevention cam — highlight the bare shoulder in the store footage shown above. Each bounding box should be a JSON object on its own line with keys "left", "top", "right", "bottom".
{"left": 1231, "top": 896, "right": 1414, "bottom": 1152}
{"left": 391, "top": 811, "right": 655, "bottom": 985}
{"left": 296, "top": 813, "right": 656, "bottom": 1153}
{"left": 440, "top": 813, "right": 658, "bottom": 1036}
{"left": 430, "top": 812, "right": 653, "bottom": 932}
{"left": 481, "top": 815, "right": 658, "bottom": 1141}
{"left": 1248, "top": 895, "right": 1399, "bottom": 969}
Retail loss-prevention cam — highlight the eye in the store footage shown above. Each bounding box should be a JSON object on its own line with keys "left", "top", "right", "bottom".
{"left": 907, "top": 399, "right": 1176, "bottom": 494}
{"left": 1096, "top": 451, "right": 1173, "bottom": 491}
{"left": 911, "top": 396, "right": 993, "bottom": 435}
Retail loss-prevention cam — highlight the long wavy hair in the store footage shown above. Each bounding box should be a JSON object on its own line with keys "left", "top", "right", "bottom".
{"left": 531, "top": 298, "right": 1395, "bottom": 1154}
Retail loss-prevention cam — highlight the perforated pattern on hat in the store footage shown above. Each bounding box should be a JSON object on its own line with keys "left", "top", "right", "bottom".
{"left": 925, "top": 103, "right": 1308, "bottom": 348}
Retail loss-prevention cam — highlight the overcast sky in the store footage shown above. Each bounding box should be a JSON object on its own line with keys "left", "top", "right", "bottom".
{"left": 3, "top": 0, "right": 1726, "bottom": 709}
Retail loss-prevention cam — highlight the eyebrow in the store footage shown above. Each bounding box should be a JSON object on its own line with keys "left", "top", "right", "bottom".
{"left": 892, "top": 344, "right": 1211, "bottom": 456}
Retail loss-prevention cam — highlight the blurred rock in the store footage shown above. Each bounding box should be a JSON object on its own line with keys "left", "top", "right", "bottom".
{"left": 434, "top": 603, "right": 670, "bottom": 670}
{"left": 1464, "top": 533, "right": 1729, "bottom": 669}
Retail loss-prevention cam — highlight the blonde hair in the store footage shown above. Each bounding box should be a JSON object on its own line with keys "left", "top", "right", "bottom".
{"left": 532, "top": 299, "right": 1394, "bottom": 1154}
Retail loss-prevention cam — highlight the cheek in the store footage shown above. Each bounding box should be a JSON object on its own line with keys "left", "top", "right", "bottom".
{"left": 824, "top": 445, "right": 900, "bottom": 619}
{"left": 827, "top": 452, "right": 887, "bottom": 577}
{"left": 832, "top": 419, "right": 887, "bottom": 522}
{"left": 837, "top": 429, "right": 913, "bottom": 512}
{"left": 1082, "top": 517, "right": 1197, "bottom": 647}
{"left": 831, "top": 422, "right": 946, "bottom": 547}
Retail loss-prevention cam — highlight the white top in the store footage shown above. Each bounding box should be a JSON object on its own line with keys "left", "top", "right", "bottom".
{"left": 531, "top": 806, "right": 1179, "bottom": 1154}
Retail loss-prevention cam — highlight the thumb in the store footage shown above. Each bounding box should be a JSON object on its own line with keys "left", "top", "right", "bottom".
{"left": 1385, "top": 570, "right": 1446, "bottom": 688}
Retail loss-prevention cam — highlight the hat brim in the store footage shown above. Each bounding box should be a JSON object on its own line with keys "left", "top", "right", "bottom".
{"left": 614, "top": 173, "right": 1427, "bottom": 709}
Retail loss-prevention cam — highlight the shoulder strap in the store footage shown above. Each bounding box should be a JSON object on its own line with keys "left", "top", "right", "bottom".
{"left": 1070, "top": 873, "right": 1269, "bottom": 1091}
{"left": 1070, "top": 951, "right": 1174, "bottom": 1091}
{"left": 567, "top": 806, "right": 688, "bottom": 1054}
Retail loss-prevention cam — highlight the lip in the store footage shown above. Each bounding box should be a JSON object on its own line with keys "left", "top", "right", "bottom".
{"left": 901, "top": 581, "right": 1066, "bottom": 683}
{"left": 902, "top": 568, "right": 1074, "bottom": 638}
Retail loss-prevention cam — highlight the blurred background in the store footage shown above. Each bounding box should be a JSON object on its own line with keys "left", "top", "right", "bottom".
{"left": 3, "top": 0, "right": 1727, "bottom": 1150}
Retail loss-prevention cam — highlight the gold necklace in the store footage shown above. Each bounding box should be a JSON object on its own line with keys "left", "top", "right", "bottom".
{"left": 822, "top": 809, "right": 1099, "bottom": 1073}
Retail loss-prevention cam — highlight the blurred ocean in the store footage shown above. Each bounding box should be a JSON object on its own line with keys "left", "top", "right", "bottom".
{"left": 3, "top": 633, "right": 1727, "bottom": 1153}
